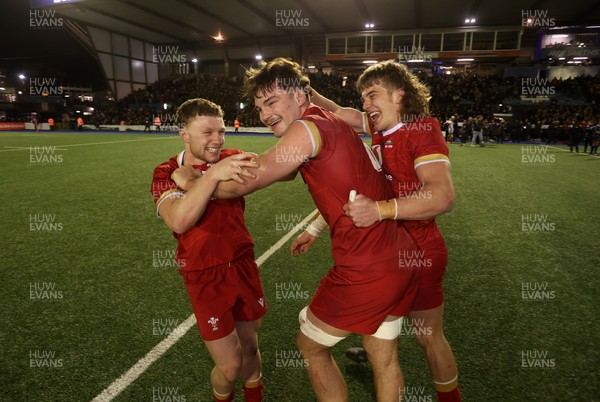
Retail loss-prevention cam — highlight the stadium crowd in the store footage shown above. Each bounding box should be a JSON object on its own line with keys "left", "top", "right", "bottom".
{"left": 88, "top": 69, "right": 599, "bottom": 146}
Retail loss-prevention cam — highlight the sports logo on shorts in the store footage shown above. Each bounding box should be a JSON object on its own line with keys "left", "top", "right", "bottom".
{"left": 208, "top": 317, "right": 219, "bottom": 332}
{"left": 258, "top": 297, "right": 265, "bottom": 307}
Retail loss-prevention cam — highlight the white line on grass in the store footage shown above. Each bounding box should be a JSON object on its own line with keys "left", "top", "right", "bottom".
{"left": 91, "top": 208, "right": 319, "bottom": 402}
{"left": 0, "top": 136, "right": 176, "bottom": 152}
{"left": 3, "top": 146, "right": 69, "bottom": 150}
{"left": 544, "top": 145, "right": 599, "bottom": 157}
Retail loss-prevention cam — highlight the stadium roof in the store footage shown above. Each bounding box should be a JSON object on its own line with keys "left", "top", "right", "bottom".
{"left": 41, "top": 0, "right": 599, "bottom": 45}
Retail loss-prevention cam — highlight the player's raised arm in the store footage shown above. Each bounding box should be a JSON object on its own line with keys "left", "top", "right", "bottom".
{"left": 309, "top": 86, "right": 366, "bottom": 134}
{"left": 160, "top": 153, "right": 258, "bottom": 233}
{"left": 213, "top": 121, "right": 315, "bottom": 199}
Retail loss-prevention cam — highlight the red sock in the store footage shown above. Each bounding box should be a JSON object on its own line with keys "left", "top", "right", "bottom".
{"left": 434, "top": 375, "right": 461, "bottom": 402}
{"left": 436, "top": 387, "right": 461, "bottom": 402}
{"left": 243, "top": 376, "right": 264, "bottom": 402}
{"left": 213, "top": 389, "right": 234, "bottom": 402}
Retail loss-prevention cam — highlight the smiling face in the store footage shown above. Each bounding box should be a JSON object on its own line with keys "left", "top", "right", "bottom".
{"left": 361, "top": 83, "right": 405, "bottom": 132}
{"left": 180, "top": 114, "right": 225, "bottom": 164}
{"left": 254, "top": 85, "right": 306, "bottom": 137}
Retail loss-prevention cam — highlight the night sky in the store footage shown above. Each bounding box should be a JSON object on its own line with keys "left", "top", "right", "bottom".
{"left": 1, "top": 0, "right": 106, "bottom": 91}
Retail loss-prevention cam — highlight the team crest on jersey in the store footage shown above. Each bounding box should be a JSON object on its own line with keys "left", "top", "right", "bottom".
{"left": 258, "top": 297, "right": 265, "bottom": 307}
{"left": 384, "top": 140, "right": 393, "bottom": 149}
{"left": 208, "top": 317, "right": 219, "bottom": 332}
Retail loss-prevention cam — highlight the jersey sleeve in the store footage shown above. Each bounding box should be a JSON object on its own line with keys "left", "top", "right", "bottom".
{"left": 360, "top": 112, "right": 375, "bottom": 136}
{"left": 295, "top": 119, "right": 322, "bottom": 158}
{"left": 410, "top": 118, "right": 450, "bottom": 170}
{"left": 151, "top": 162, "right": 184, "bottom": 217}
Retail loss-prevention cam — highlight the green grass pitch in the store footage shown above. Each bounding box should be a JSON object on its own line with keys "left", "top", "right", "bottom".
{"left": 1, "top": 131, "right": 598, "bottom": 401}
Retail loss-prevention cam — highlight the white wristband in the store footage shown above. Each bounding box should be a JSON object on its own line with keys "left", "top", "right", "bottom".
{"left": 305, "top": 214, "right": 328, "bottom": 237}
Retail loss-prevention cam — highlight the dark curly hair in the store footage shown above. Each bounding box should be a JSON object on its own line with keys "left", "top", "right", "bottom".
{"left": 243, "top": 57, "right": 310, "bottom": 100}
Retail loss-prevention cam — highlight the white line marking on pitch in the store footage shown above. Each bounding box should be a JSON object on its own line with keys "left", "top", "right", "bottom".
{"left": 3, "top": 146, "right": 69, "bottom": 151}
{"left": 0, "top": 136, "right": 176, "bottom": 152}
{"left": 91, "top": 209, "right": 319, "bottom": 402}
{"left": 544, "top": 145, "right": 599, "bottom": 157}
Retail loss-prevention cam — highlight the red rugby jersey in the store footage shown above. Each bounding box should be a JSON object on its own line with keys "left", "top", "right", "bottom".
{"left": 298, "top": 105, "right": 417, "bottom": 267}
{"left": 151, "top": 149, "right": 254, "bottom": 271}
{"left": 365, "top": 115, "right": 450, "bottom": 233}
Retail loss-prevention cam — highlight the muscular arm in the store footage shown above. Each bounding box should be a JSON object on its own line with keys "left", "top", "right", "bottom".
{"left": 344, "top": 161, "right": 454, "bottom": 227}
{"left": 310, "top": 88, "right": 366, "bottom": 134}
{"left": 161, "top": 152, "right": 258, "bottom": 233}
{"left": 158, "top": 169, "right": 220, "bottom": 234}
{"left": 213, "top": 121, "right": 314, "bottom": 199}
{"left": 399, "top": 161, "right": 454, "bottom": 219}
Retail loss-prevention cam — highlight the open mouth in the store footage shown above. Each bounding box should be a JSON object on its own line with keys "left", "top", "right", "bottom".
{"left": 268, "top": 118, "right": 282, "bottom": 128}
{"left": 206, "top": 147, "right": 220, "bottom": 153}
{"left": 369, "top": 111, "right": 381, "bottom": 125}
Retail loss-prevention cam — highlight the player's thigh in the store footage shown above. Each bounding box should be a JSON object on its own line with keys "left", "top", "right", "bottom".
{"left": 362, "top": 324, "right": 399, "bottom": 368}
{"left": 297, "top": 307, "right": 351, "bottom": 354}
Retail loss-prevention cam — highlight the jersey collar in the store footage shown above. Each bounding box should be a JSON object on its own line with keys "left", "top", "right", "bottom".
{"left": 382, "top": 122, "right": 404, "bottom": 137}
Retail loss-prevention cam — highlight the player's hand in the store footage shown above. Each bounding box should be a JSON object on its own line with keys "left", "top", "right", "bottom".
{"left": 342, "top": 194, "right": 379, "bottom": 227}
{"left": 208, "top": 152, "right": 259, "bottom": 184}
{"left": 305, "top": 84, "right": 314, "bottom": 96}
{"left": 290, "top": 231, "right": 317, "bottom": 255}
{"left": 171, "top": 165, "right": 202, "bottom": 191}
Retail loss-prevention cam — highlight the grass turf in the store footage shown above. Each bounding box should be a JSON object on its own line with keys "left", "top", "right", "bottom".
{"left": 1, "top": 132, "right": 598, "bottom": 401}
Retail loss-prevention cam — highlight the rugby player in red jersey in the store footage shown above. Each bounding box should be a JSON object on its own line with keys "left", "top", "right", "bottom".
{"left": 293, "top": 60, "right": 461, "bottom": 402}
{"left": 172, "top": 58, "right": 421, "bottom": 402}
{"left": 151, "top": 98, "right": 266, "bottom": 402}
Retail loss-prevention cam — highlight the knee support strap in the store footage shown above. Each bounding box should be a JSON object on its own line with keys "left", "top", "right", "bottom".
{"left": 372, "top": 317, "right": 403, "bottom": 340}
{"left": 298, "top": 306, "right": 347, "bottom": 347}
